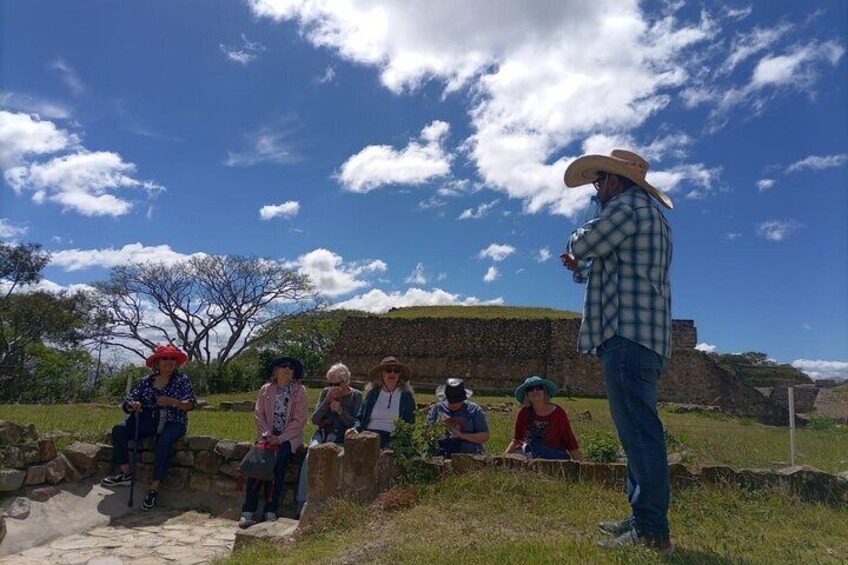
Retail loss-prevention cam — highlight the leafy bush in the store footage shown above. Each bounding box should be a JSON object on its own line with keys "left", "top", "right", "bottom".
{"left": 805, "top": 416, "right": 839, "bottom": 431}
{"left": 665, "top": 428, "right": 688, "bottom": 450}
{"left": 584, "top": 432, "right": 621, "bottom": 463}
{"left": 388, "top": 419, "right": 442, "bottom": 484}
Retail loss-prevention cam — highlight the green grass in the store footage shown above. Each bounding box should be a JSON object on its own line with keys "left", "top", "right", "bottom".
{"left": 213, "top": 468, "right": 848, "bottom": 564}
{"left": 1, "top": 391, "right": 846, "bottom": 473}
{"left": 380, "top": 305, "right": 581, "bottom": 319}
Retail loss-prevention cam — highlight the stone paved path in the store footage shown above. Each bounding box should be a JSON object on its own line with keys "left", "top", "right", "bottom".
{"left": 0, "top": 511, "right": 236, "bottom": 565}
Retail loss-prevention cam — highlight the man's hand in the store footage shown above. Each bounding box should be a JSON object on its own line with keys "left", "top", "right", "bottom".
{"left": 560, "top": 252, "right": 578, "bottom": 271}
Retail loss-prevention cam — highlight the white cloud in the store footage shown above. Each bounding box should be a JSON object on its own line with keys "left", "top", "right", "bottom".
{"left": 725, "top": 232, "right": 741, "bottom": 240}
{"left": 337, "top": 120, "right": 452, "bottom": 193}
{"left": 791, "top": 359, "right": 848, "bottom": 381}
{"left": 5, "top": 151, "right": 162, "bottom": 217}
{"left": 436, "top": 272, "right": 447, "bottom": 281}
{"left": 536, "top": 247, "right": 552, "bottom": 262}
{"left": 695, "top": 342, "right": 716, "bottom": 353}
{"left": 483, "top": 266, "right": 498, "bottom": 282}
{"left": 478, "top": 243, "right": 515, "bottom": 262}
{"left": 50, "top": 243, "right": 204, "bottom": 271}
{"left": 0, "top": 277, "right": 95, "bottom": 296}
{"left": 756, "top": 219, "right": 802, "bottom": 242}
{"left": 292, "top": 248, "right": 386, "bottom": 297}
{"left": 404, "top": 262, "right": 427, "bottom": 285}
{"left": 458, "top": 199, "right": 499, "bottom": 220}
{"left": 0, "top": 110, "right": 79, "bottom": 168}
{"left": 786, "top": 154, "right": 848, "bottom": 173}
{"left": 220, "top": 33, "right": 266, "bottom": 64}
{"left": 331, "top": 287, "right": 503, "bottom": 313}
{"left": 225, "top": 121, "right": 300, "bottom": 167}
{"left": 0, "top": 92, "right": 72, "bottom": 120}
{"left": 0, "top": 219, "right": 28, "bottom": 239}
{"left": 756, "top": 178, "right": 775, "bottom": 191}
{"left": 418, "top": 196, "right": 447, "bottom": 210}
{"left": 317, "top": 65, "right": 336, "bottom": 83}
{"left": 722, "top": 22, "right": 793, "bottom": 73}
{"left": 49, "top": 59, "right": 85, "bottom": 95}
{"left": 259, "top": 200, "right": 300, "bottom": 220}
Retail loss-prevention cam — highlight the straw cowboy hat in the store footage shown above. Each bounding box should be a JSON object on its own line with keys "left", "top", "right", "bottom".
{"left": 368, "top": 356, "right": 412, "bottom": 381}
{"left": 563, "top": 149, "right": 673, "bottom": 209}
{"left": 145, "top": 345, "right": 188, "bottom": 368}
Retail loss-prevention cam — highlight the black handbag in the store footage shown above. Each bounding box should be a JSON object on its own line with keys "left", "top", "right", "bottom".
{"left": 238, "top": 441, "right": 279, "bottom": 481}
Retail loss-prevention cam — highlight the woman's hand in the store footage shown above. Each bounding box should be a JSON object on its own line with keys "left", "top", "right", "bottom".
{"left": 344, "top": 429, "right": 357, "bottom": 439}
{"left": 127, "top": 401, "right": 142, "bottom": 412}
{"left": 330, "top": 400, "right": 343, "bottom": 414}
{"left": 156, "top": 396, "right": 178, "bottom": 408}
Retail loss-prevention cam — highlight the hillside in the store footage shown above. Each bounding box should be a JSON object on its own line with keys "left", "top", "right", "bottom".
{"left": 380, "top": 305, "right": 581, "bottom": 319}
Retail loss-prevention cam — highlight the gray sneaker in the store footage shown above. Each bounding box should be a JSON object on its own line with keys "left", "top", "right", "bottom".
{"left": 598, "top": 517, "right": 634, "bottom": 537}
{"left": 598, "top": 529, "right": 673, "bottom": 555}
{"left": 238, "top": 512, "right": 257, "bottom": 529}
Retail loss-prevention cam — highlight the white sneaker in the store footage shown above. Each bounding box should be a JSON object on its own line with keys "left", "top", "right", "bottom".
{"left": 238, "top": 512, "right": 256, "bottom": 529}
{"left": 263, "top": 512, "right": 277, "bottom": 522}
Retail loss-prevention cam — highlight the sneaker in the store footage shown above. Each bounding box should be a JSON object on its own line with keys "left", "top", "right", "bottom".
{"left": 141, "top": 489, "right": 158, "bottom": 511}
{"left": 598, "top": 517, "right": 634, "bottom": 537}
{"left": 101, "top": 472, "right": 133, "bottom": 487}
{"left": 598, "top": 529, "right": 673, "bottom": 555}
{"left": 238, "top": 512, "right": 257, "bottom": 529}
{"left": 263, "top": 512, "right": 277, "bottom": 522}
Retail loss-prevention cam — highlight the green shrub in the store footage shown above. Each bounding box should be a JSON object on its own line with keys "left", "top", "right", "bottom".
{"left": 805, "top": 416, "right": 839, "bottom": 431}
{"left": 665, "top": 428, "right": 688, "bottom": 450}
{"left": 584, "top": 432, "right": 620, "bottom": 463}
{"left": 388, "top": 420, "right": 442, "bottom": 484}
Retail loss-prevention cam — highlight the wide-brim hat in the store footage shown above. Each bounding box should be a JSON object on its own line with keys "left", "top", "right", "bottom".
{"left": 514, "top": 376, "right": 558, "bottom": 404}
{"left": 436, "top": 378, "right": 473, "bottom": 403}
{"left": 563, "top": 149, "right": 673, "bottom": 210}
{"left": 269, "top": 356, "right": 304, "bottom": 380}
{"left": 145, "top": 345, "right": 188, "bottom": 368}
{"left": 368, "top": 356, "right": 412, "bottom": 381}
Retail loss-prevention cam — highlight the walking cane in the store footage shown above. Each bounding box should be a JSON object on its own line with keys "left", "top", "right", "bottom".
{"left": 128, "top": 408, "right": 141, "bottom": 508}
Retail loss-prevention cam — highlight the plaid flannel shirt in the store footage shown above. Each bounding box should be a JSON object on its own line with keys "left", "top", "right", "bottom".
{"left": 567, "top": 187, "right": 672, "bottom": 358}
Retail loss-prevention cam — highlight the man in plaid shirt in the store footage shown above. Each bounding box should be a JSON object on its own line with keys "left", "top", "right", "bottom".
{"left": 561, "top": 149, "right": 674, "bottom": 555}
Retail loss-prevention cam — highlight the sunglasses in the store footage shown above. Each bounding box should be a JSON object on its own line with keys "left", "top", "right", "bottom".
{"left": 525, "top": 385, "right": 545, "bottom": 393}
{"left": 277, "top": 363, "right": 294, "bottom": 370}
{"left": 327, "top": 380, "right": 344, "bottom": 386}
{"left": 383, "top": 367, "right": 402, "bottom": 375}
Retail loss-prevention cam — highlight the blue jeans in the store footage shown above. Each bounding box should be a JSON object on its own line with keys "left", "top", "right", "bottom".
{"left": 598, "top": 335, "right": 670, "bottom": 543}
{"left": 111, "top": 415, "right": 186, "bottom": 482}
{"left": 242, "top": 441, "right": 293, "bottom": 515}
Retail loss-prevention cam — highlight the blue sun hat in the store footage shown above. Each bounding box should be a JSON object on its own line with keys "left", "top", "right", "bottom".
{"left": 514, "top": 376, "right": 558, "bottom": 404}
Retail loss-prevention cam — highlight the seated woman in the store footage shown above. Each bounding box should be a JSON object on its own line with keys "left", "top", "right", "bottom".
{"left": 102, "top": 345, "right": 196, "bottom": 511}
{"left": 238, "top": 356, "right": 308, "bottom": 529}
{"left": 295, "top": 362, "right": 362, "bottom": 517}
{"left": 505, "top": 376, "right": 582, "bottom": 461}
{"left": 346, "top": 356, "right": 415, "bottom": 448}
{"left": 426, "top": 378, "right": 489, "bottom": 456}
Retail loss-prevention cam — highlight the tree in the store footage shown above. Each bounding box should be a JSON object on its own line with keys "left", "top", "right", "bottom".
{"left": 256, "top": 308, "right": 366, "bottom": 356}
{"left": 0, "top": 242, "right": 50, "bottom": 298}
{"left": 93, "top": 255, "right": 323, "bottom": 370}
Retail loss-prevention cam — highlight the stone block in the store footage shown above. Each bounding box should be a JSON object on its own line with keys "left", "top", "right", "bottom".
{"left": 194, "top": 451, "right": 224, "bottom": 474}
{"left": 669, "top": 463, "right": 696, "bottom": 489}
{"left": 25, "top": 464, "right": 47, "bottom": 485}
{"left": 28, "top": 486, "right": 60, "bottom": 503}
{"left": 188, "top": 473, "right": 212, "bottom": 492}
{"left": 528, "top": 459, "right": 579, "bottom": 482}
{"left": 378, "top": 451, "right": 401, "bottom": 491}
{"left": 44, "top": 457, "right": 66, "bottom": 485}
{"left": 140, "top": 451, "right": 156, "bottom": 464}
{"left": 737, "top": 468, "right": 780, "bottom": 491}
{"left": 579, "top": 462, "right": 626, "bottom": 488}
{"left": 233, "top": 518, "right": 298, "bottom": 552}
{"left": 218, "top": 461, "right": 240, "bottom": 478}
{"left": 187, "top": 436, "right": 218, "bottom": 451}
{"left": 173, "top": 450, "right": 194, "bottom": 467}
{"left": 699, "top": 465, "right": 737, "bottom": 485}
{"left": 489, "top": 453, "right": 528, "bottom": 470}
{"left": 0, "top": 469, "right": 26, "bottom": 491}
{"left": 63, "top": 441, "right": 103, "bottom": 476}
{"left": 776, "top": 465, "right": 848, "bottom": 506}
{"left": 307, "top": 442, "right": 343, "bottom": 502}
{"left": 162, "top": 467, "right": 190, "bottom": 491}
{"left": 0, "top": 420, "right": 36, "bottom": 446}
{"left": 96, "top": 462, "right": 112, "bottom": 477}
{"left": 0, "top": 447, "right": 23, "bottom": 468}
{"left": 218, "top": 402, "right": 233, "bottom": 411}
{"left": 214, "top": 440, "right": 249, "bottom": 460}
{"left": 3, "top": 497, "right": 31, "bottom": 519}
{"left": 95, "top": 444, "right": 113, "bottom": 462}
{"left": 423, "top": 457, "right": 452, "bottom": 478}
{"left": 135, "top": 463, "right": 154, "bottom": 483}
{"left": 172, "top": 436, "right": 190, "bottom": 451}
{"left": 342, "top": 432, "right": 381, "bottom": 504}
{"left": 37, "top": 439, "right": 58, "bottom": 463}
{"left": 450, "top": 453, "right": 487, "bottom": 475}
{"left": 212, "top": 476, "right": 238, "bottom": 496}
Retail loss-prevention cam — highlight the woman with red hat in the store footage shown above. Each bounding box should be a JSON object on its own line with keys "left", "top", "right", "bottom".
{"left": 101, "top": 345, "right": 196, "bottom": 511}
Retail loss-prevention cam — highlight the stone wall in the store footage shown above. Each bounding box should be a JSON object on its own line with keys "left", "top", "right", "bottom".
{"left": 0, "top": 420, "right": 305, "bottom": 516}
{"left": 327, "top": 317, "right": 787, "bottom": 424}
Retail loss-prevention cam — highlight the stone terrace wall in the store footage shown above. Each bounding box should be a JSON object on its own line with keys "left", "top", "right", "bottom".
{"left": 327, "top": 317, "right": 787, "bottom": 424}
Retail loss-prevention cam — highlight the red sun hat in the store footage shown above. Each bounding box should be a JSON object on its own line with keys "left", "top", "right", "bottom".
{"left": 145, "top": 345, "right": 188, "bottom": 368}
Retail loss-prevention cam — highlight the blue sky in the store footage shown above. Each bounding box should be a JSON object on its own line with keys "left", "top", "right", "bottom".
{"left": 1, "top": 1, "right": 846, "bottom": 379}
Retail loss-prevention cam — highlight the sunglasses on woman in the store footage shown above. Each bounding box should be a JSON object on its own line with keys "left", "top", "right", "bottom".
{"left": 525, "top": 385, "right": 545, "bottom": 393}
{"left": 383, "top": 367, "right": 402, "bottom": 375}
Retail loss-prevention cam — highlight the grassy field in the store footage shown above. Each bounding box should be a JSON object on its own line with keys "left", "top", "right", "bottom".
{"left": 213, "top": 468, "right": 848, "bottom": 564}
{"left": 1, "top": 390, "right": 846, "bottom": 474}
{"left": 380, "top": 305, "right": 581, "bottom": 319}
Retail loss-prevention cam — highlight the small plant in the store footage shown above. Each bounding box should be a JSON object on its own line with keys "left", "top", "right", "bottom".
{"left": 584, "top": 432, "right": 621, "bottom": 463}
{"left": 377, "top": 486, "right": 417, "bottom": 512}
{"left": 388, "top": 419, "right": 441, "bottom": 484}
{"left": 805, "top": 416, "right": 839, "bottom": 431}
{"left": 665, "top": 428, "right": 688, "bottom": 451}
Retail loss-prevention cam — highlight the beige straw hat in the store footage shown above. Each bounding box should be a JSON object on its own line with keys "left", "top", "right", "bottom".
{"left": 563, "top": 149, "right": 673, "bottom": 209}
